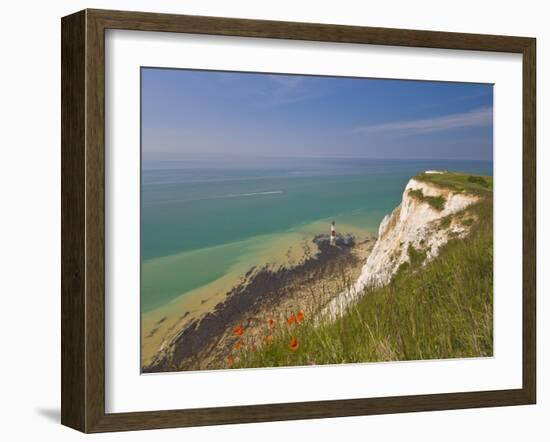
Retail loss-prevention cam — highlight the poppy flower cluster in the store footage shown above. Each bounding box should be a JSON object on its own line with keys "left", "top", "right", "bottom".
{"left": 284, "top": 312, "right": 305, "bottom": 352}
{"left": 287, "top": 310, "right": 305, "bottom": 326}
{"left": 227, "top": 309, "right": 306, "bottom": 368}
{"left": 227, "top": 325, "right": 246, "bottom": 367}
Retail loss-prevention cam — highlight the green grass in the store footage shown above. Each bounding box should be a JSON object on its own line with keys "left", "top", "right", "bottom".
{"left": 415, "top": 171, "right": 493, "bottom": 196}
{"left": 467, "top": 175, "right": 491, "bottom": 188}
{"left": 408, "top": 188, "right": 446, "bottom": 211}
{"left": 407, "top": 244, "right": 428, "bottom": 267}
{"left": 234, "top": 194, "right": 493, "bottom": 369}
{"left": 439, "top": 215, "right": 452, "bottom": 229}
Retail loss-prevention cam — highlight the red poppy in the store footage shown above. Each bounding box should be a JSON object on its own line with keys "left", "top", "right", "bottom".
{"left": 289, "top": 336, "right": 300, "bottom": 351}
{"left": 287, "top": 314, "right": 296, "bottom": 326}
{"left": 267, "top": 318, "right": 274, "bottom": 328}
{"left": 234, "top": 341, "right": 242, "bottom": 350}
{"left": 233, "top": 326, "right": 245, "bottom": 336}
{"left": 296, "top": 311, "right": 305, "bottom": 324}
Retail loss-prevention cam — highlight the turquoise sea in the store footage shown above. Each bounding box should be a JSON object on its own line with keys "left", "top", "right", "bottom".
{"left": 141, "top": 156, "right": 492, "bottom": 313}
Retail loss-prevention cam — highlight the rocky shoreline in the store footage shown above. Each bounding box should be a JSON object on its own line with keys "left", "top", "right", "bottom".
{"left": 143, "top": 233, "right": 373, "bottom": 373}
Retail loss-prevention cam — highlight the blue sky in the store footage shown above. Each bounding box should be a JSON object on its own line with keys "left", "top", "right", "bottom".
{"left": 141, "top": 68, "right": 493, "bottom": 161}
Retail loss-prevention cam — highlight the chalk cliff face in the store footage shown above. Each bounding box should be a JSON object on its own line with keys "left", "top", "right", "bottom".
{"left": 324, "top": 176, "right": 479, "bottom": 318}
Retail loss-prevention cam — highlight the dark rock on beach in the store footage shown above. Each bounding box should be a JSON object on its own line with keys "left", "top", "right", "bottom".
{"left": 313, "top": 233, "right": 356, "bottom": 248}
{"left": 142, "top": 233, "right": 363, "bottom": 373}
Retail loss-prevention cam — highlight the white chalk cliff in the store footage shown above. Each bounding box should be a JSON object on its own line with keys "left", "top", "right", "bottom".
{"left": 324, "top": 175, "right": 479, "bottom": 319}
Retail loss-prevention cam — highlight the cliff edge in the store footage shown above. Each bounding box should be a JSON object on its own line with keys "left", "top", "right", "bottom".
{"left": 324, "top": 171, "right": 490, "bottom": 318}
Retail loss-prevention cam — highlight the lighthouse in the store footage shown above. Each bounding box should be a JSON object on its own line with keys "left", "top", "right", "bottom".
{"left": 330, "top": 221, "right": 336, "bottom": 246}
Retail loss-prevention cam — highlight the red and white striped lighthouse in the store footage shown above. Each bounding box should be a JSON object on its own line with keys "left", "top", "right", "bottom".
{"left": 330, "top": 221, "right": 336, "bottom": 246}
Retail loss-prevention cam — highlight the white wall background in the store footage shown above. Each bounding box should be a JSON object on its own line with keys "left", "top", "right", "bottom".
{"left": 0, "top": 0, "right": 547, "bottom": 440}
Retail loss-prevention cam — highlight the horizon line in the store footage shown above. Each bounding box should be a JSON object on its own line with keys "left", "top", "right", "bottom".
{"left": 142, "top": 152, "right": 493, "bottom": 162}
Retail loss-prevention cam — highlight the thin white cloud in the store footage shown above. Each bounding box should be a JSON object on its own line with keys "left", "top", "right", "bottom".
{"left": 259, "top": 75, "right": 320, "bottom": 107}
{"left": 354, "top": 106, "right": 493, "bottom": 134}
{"left": 266, "top": 75, "right": 305, "bottom": 88}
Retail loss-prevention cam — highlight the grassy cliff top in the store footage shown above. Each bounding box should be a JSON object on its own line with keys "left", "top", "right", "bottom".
{"left": 414, "top": 171, "right": 493, "bottom": 196}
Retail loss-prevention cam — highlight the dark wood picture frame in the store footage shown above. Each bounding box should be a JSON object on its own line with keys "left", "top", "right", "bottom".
{"left": 61, "top": 8, "right": 536, "bottom": 433}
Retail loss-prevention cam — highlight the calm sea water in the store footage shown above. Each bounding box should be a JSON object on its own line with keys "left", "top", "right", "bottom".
{"left": 141, "top": 157, "right": 492, "bottom": 312}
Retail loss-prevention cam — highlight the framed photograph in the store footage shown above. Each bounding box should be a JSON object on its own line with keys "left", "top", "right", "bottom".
{"left": 61, "top": 9, "right": 536, "bottom": 432}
